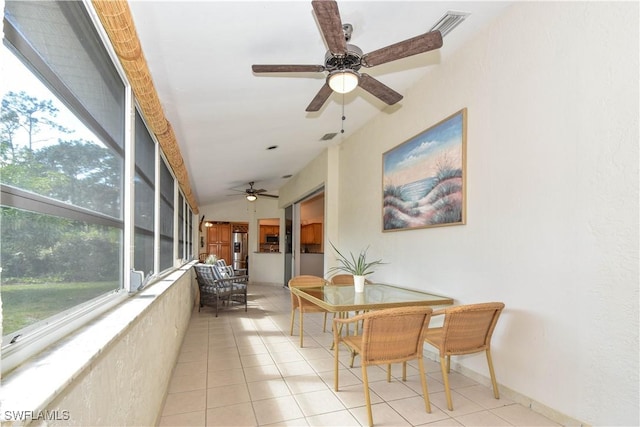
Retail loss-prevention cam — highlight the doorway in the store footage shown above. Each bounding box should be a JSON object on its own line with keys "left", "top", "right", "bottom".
{"left": 288, "top": 189, "right": 324, "bottom": 278}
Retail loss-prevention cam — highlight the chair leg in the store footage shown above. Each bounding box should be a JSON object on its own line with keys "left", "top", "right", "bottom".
{"left": 322, "top": 312, "right": 327, "bottom": 332}
{"left": 402, "top": 361, "right": 407, "bottom": 381}
{"left": 418, "top": 358, "right": 432, "bottom": 413}
{"left": 299, "top": 309, "right": 304, "bottom": 347}
{"left": 334, "top": 336, "right": 340, "bottom": 391}
{"left": 486, "top": 348, "right": 500, "bottom": 399}
{"left": 362, "top": 365, "right": 374, "bottom": 427}
{"left": 244, "top": 289, "right": 247, "bottom": 312}
{"left": 440, "top": 356, "right": 453, "bottom": 411}
{"left": 387, "top": 364, "right": 391, "bottom": 382}
{"left": 290, "top": 309, "right": 296, "bottom": 336}
{"left": 446, "top": 355, "right": 451, "bottom": 373}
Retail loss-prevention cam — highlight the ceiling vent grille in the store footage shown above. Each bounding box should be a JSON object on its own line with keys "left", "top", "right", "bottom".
{"left": 429, "top": 11, "right": 470, "bottom": 37}
{"left": 320, "top": 132, "right": 338, "bottom": 141}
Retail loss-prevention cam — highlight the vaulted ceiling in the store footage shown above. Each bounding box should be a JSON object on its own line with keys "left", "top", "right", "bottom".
{"left": 127, "top": 1, "right": 512, "bottom": 206}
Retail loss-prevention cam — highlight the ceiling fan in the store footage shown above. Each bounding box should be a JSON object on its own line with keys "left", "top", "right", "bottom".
{"left": 252, "top": 0, "right": 443, "bottom": 112}
{"left": 232, "top": 182, "right": 279, "bottom": 201}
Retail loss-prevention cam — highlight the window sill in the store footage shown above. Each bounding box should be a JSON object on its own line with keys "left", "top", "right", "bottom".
{"left": 0, "top": 264, "right": 193, "bottom": 425}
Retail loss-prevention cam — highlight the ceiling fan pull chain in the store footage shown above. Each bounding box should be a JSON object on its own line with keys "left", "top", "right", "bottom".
{"left": 341, "top": 93, "right": 346, "bottom": 134}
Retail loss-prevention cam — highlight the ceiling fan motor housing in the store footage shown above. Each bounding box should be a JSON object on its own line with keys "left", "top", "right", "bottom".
{"left": 324, "top": 43, "right": 363, "bottom": 72}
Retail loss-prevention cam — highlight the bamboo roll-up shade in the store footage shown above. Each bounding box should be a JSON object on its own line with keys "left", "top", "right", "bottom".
{"left": 91, "top": 0, "right": 198, "bottom": 213}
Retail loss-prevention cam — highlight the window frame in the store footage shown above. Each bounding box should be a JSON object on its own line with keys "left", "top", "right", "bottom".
{"left": 0, "top": 0, "right": 197, "bottom": 375}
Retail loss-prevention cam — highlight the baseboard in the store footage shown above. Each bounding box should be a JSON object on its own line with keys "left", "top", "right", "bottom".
{"left": 422, "top": 349, "right": 588, "bottom": 427}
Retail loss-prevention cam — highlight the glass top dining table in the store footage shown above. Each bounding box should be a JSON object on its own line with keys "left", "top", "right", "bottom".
{"left": 289, "top": 283, "right": 454, "bottom": 312}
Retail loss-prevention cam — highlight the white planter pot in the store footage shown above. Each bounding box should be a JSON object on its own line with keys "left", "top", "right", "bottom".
{"left": 353, "top": 275, "right": 366, "bottom": 293}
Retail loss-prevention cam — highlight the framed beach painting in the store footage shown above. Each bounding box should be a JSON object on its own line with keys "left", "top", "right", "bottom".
{"left": 382, "top": 108, "right": 467, "bottom": 231}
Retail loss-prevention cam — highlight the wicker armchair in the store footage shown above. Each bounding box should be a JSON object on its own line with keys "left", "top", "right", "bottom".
{"left": 333, "top": 306, "right": 434, "bottom": 427}
{"left": 288, "top": 275, "right": 330, "bottom": 347}
{"left": 424, "top": 302, "right": 505, "bottom": 410}
{"left": 193, "top": 264, "right": 247, "bottom": 317}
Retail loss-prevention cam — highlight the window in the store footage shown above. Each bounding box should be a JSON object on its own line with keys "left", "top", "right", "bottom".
{"left": 134, "top": 111, "right": 156, "bottom": 276}
{"left": 1, "top": 1, "right": 196, "bottom": 373}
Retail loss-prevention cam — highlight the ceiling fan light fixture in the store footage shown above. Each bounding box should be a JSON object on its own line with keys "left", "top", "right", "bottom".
{"left": 328, "top": 69, "right": 359, "bottom": 94}
{"left": 246, "top": 194, "right": 257, "bottom": 202}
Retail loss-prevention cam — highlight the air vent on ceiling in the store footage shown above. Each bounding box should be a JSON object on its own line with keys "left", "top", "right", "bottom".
{"left": 429, "top": 11, "right": 470, "bottom": 37}
{"left": 320, "top": 132, "right": 338, "bottom": 141}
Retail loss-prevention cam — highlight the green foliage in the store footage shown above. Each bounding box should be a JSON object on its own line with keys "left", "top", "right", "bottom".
{"left": 1, "top": 281, "right": 118, "bottom": 335}
{"left": 204, "top": 254, "right": 218, "bottom": 265}
{"left": 328, "top": 241, "right": 385, "bottom": 276}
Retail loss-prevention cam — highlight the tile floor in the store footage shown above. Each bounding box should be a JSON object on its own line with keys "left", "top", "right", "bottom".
{"left": 158, "top": 284, "right": 559, "bottom": 427}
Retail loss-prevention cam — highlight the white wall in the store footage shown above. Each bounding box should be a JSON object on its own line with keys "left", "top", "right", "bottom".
{"left": 290, "top": 3, "right": 639, "bottom": 426}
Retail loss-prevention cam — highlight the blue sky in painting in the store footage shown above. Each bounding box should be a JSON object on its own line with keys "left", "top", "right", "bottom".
{"left": 384, "top": 111, "right": 463, "bottom": 175}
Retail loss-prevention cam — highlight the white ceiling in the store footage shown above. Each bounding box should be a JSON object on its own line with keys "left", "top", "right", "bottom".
{"left": 127, "top": 1, "right": 511, "bottom": 206}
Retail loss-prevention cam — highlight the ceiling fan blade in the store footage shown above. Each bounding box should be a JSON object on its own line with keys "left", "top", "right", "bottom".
{"left": 358, "top": 74, "right": 403, "bottom": 105}
{"left": 260, "top": 194, "right": 279, "bottom": 199}
{"left": 306, "top": 83, "right": 333, "bottom": 112}
{"left": 362, "top": 30, "right": 443, "bottom": 67}
{"left": 312, "top": 0, "right": 347, "bottom": 55}
{"left": 252, "top": 64, "right": 325, "bottom": 73}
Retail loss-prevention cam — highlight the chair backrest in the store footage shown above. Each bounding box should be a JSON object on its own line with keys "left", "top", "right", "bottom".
{"left": 288, "top": 275, "right": 328, "bottom": 308}
{"left": 359, "top": 306, "right": 433, "bottom": 365}
{"left": 330, "top": 274, "right": 354, "bottom": 285}
{"left": 194, "top": 264, "right": 216, "bottom": 286}
{"left": 438, "top": 302, "right": 505, "bottom": 356}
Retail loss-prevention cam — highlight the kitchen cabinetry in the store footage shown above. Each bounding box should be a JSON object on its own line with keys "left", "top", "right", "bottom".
{"left": 207, "top": 223, "right": 231, "bottom": 264}
{"left": 259, "top": 225, "right": 279, "bottom": 243}
{"left": 301, "top": 223, "right": 322, "bottom": 245}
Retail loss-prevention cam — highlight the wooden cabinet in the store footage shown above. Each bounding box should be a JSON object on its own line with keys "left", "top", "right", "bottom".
{"left": 207, "top": 223, "right": 231, "bottom": 264}
{"left": 259, "top": 225, "right": 279, "bottom": 243}
{"left": 301, "top": 223, "right": 322, "bottom": 244}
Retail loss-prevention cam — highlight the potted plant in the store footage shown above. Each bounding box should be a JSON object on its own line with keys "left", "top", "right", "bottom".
{"left": 204, "top": 254, "right": 218, "bottom": 265}
{"left": 328, "top": 242, "right": 385, "bottom": 292}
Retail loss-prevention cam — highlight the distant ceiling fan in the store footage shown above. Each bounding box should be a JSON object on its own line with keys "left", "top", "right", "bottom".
{"left": 232, "top": 182, "right": 279, "bottom": 201}
{"left": 252, "top": 0, "right": 443, "bottom": 112}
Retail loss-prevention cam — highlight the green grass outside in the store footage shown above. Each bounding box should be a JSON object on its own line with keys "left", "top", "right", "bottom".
{"left": 1, "top": 281, "right": 118, "bottom": 336}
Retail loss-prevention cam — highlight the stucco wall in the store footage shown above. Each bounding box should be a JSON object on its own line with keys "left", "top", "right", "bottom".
{"left": 330, "top": 3, "right": 638, "bottom": 426}
{"left": 40, "top": 269, "right": 196, "bottom": 426}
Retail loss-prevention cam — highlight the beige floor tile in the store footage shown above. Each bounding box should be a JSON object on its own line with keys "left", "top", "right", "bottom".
{"left": 367, "top": 378, "right": 418, "bottom": 402}
{"left": 158, "top": 410, "right": 205, "bottom": 426}
{"left": 455, "top": 409, "right": 514, "bottom": 426}
{"left": 206, "top": 401, "right": 256, "bottom": 427}
{"left": 305, "top": 409, "right": 360, "bottom": 426}
{"left": 386, "top": 395, "right": 450, "bottom": 426}
{"left": 252, "top": 395, "right": 305, "bottom": 425}
{"left": 331, "top": 383, "right": 383, "bottom": 409}
{"left": 244, "top": 363, "right": 282, "bottom": 383}
{"left": 207, "top": 383, "right": 251, "bottom": 408}
{"left": 429, "top": 390, "right": 485, "bottom": 416}
{"left": 248, "top": 379, "right": 292, "bottom": 401}
{"left": 207, "top": 367, "right": 246, "bottom": 387}
{"left": 293, "top": 389, "right": 346, "bottom": 417}
{"left": 456, "top": 384, "right": 513, "bottom": 409}
{"left": 172, "top": 359, "right": 208, "bottom": 378}
{"left": 349, "top": 402, "right": 412, "bottom": 427}
{"left": 277, "top": 360, "right": 316, "bottom": 377}
{"left": 241, "top": 352, "right": 276, "bottom": 368}
{"left": 162, "top": 389, "right": 206, "bottom": 416}
{"left": 491, "top": 404, "right": 561, "bottom": 426}
{"left": 284, "top": 373, "right": 331, "bottom": 395}
{"left": 167, "top": 372, "right": 207, "bottom": 393}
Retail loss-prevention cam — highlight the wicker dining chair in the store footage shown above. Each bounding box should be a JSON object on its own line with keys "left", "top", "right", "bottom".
{"left": 333, "top": 306, "right": 434, "bottom": 427}
{"left": 423, "top": 302, "right": 505, "bottom": 411}
{"left": 288, "top": 275, "right": 330, "bottom": 348}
